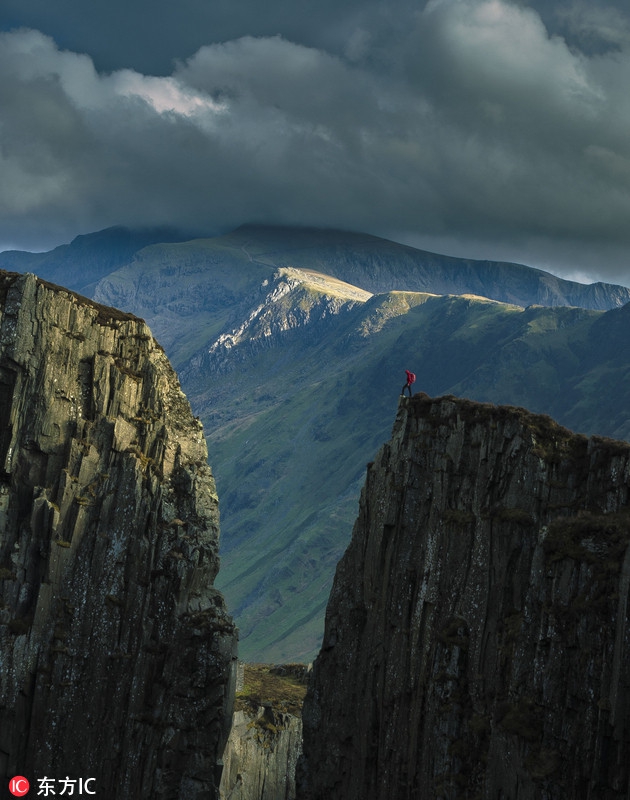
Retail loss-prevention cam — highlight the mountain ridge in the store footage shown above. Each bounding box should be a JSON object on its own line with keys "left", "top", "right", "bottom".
{"left": 4, "top": 223, "right": 630, "bottom": 321}
{"left": 225, "top": 223, "right": 630, "bottom": 310}
{"left": 0, "top": 226, "right": 196, "bottom": 296}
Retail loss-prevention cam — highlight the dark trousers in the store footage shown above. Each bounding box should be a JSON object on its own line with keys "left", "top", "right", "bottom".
{"left": 402, "top": 383, "right": 413, "bottom": 397}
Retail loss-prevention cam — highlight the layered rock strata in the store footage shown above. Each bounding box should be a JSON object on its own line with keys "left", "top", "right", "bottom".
{"left": 300, "top": 394, "right": 630, "bottom": 799}
{"left": 0, "top": 272, "right": 237, "bottom": 798}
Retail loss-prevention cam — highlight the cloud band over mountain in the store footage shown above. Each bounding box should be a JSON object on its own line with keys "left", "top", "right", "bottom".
{"left": 2, "top": 0, "right": 630, "bottom": 283}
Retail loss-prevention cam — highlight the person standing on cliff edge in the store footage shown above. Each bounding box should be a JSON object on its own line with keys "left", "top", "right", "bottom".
{"left": 401, "top": 369, "right": 416, "bottom": 397}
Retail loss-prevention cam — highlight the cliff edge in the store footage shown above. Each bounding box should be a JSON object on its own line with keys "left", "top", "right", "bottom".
{"left": 0, "top": 272, "right": 237, "bottom": 798}
{"left": 300, "top": 394, "right": 630, "bottom": 799}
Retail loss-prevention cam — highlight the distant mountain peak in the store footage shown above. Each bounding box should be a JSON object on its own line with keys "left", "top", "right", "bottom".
{"left": 205, "top": 267, "right": 370, "bottom": 362}
{"left": 212, "top": 224, "right": 630, "bottom": 311}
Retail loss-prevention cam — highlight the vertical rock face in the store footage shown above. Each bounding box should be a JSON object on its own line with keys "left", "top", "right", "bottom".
{"left": 220, "top": 707, "right": 303, "bottom": 800}
{"left": 300, "top": 394, "right": 630, "bottom": 800}
{"left": 0, "top": 272, "right": 237, "bottom": 798}
{"left": 220, "top": 663, "right": 307, "bottom": 800}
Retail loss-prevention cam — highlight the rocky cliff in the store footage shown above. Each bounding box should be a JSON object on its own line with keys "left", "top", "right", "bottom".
{"left": 220, "top": 707, "right": 302, "bottom": 800}
{"left": 300, "top": 394, "right": 630, "bottom": 799}
{"left": 0, "top": 271, "right": 237, "bottom": 798}
{"left": 220, "top": 664, "right": 306, "bottom": 800}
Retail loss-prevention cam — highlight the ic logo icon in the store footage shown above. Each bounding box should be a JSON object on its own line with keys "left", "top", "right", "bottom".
{"left": 9, "top": 776, "right": 30, "bottom": 796}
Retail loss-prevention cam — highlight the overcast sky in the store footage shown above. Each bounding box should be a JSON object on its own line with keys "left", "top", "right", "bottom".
{"left": 1, "top": 0, "right": 630, "bottom": 285}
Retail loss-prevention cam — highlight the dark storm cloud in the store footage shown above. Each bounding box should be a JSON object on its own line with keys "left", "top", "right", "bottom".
{"left": 1, "top": 1, "right": 630, "bottom": 283}
{"left": 528, "top": 0, "right": 630, "bottom": 54}
{"left": 0, "top": 0, "right": 414, "bottom": 74}
{"left": 3, "top": 0, "right": 629, "bottom": 73}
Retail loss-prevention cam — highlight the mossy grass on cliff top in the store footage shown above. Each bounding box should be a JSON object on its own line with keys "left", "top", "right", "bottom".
{"left": 414, "top": 392, "right": 630, "bottom": 462}
{"left": 407, "top": 393, "right": 613, "bottom": 463}
{"left": 235, "top": 663, "right": 308, "bottom": 717}
{"left": 409, "top": 392, "right": 575, "bottom": 437}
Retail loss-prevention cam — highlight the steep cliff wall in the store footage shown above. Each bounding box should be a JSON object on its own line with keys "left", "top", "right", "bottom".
{"left": 300, "top": 394, "right": 630, "bottom": 800}
{"left": 0, "top": 272, "right": 237, "bottom": 798}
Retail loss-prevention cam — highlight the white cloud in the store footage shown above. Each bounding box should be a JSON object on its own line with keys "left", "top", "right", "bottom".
{"left": 108, "top": 71, "right": 227, "bottom": 116}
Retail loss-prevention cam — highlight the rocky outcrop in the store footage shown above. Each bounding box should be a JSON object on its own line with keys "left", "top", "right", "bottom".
{"left": 0, "top": 272, "right": 237, "bottom": 798}
{"left": 220, "top": 706, "right": 302, "bottom": 800}
{"left": 220, "top": 664, "right": 307, "bottom": 800}
{"left": 186, "top": 267, "right": 370, "bottom": 377}
{"left": 300, "top": 394, "right": 630, "bottom": 799}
